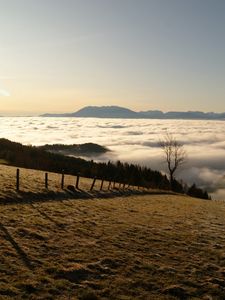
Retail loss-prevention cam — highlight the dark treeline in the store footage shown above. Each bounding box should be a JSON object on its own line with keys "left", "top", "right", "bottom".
{"left": 38, "top": 143, "right": 108, "bottom": 154}
{"left": 0, "top": 138, "right": 210, "bottom": 199}
{"left": 187, "top": 184, "right": 211, "bottom": 200}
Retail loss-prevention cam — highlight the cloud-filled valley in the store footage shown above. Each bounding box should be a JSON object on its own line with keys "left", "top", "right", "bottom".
{"left": 0, "top": 117, "right": 224, "bottom": 200}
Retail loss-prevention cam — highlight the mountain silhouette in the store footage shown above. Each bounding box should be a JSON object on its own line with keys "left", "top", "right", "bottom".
{"left": 41, "top": 106, "right": 225, "bottom": 120}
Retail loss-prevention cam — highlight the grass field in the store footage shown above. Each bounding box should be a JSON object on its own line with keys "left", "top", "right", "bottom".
{"left": 0, "top": 165, "right": 225, "bottom": 299}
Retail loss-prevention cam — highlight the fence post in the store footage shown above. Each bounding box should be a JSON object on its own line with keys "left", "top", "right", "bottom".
{"left": 61, "top": 170, "right": 64, "bottom": 189}
{"left": 90, "top": 177, "right": 96, "bottom": 191}
{"left": 113, "top": 181, "right": 116, "bottom": 189}
{"left": 16, "top": 168, "right": 20, "bottom": 191}
{"left": 108, "top": 181, "right": 111, "bottom": 190}
{"left": 123, "top": 183, "right": 126, "bottom": 189}
{"left": 100, "top": 179, "right": 104, "bottom": 190}
{"left": 76, "top": 174, "right": 80, "bottom": 189}
{"left": 45, "top": 172, "right": 48, "bottom": 189}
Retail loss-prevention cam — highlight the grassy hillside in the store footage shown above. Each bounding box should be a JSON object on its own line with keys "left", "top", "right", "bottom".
{"left": 0, "top": 166, "right": 224, "bottom": 299}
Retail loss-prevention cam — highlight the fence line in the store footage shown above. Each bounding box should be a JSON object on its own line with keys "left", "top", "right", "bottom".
{"left": 16, "top": 168, "right": 20, "bottom": 191}
{"left": 61, "top": 171, "right": 65, "bottom": 189}
{"left": 100, "top": 179, "right": 104, "bottom": 190}
{"left": 45, "top": 172, "right": 48, "bottom": 189}
{"left": 90, "top": 177, "right": 96, "bottom": 191}
{"left": 76, "top": 174, "right": 80, "bottom": 189}
{"left": 14, "top": 168, "right": 145, "bottom": 193}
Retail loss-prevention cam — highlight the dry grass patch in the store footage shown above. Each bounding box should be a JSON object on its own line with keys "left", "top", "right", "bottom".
{"left": 0, "top": 190, "right": 225, "bottom": 299}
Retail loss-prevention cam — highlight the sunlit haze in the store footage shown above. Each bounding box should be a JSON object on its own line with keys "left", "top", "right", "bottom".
{"left": 0, "top": 0, "right": 225, "bottom": 115}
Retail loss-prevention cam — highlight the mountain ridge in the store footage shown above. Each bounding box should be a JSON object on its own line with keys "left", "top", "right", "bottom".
{"left": 41, "top": 105, "right": 225, "bottom": 120}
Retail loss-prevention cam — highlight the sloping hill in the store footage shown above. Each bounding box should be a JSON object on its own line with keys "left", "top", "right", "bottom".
{"left": 0, "top": 167, "right": 224, "bottom": 299}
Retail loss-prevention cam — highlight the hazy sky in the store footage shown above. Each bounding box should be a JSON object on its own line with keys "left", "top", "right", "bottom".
{"left": 0, "top": 0, "right": 225, "bottom": 115}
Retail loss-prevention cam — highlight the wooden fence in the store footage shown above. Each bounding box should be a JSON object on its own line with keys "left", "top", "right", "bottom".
{"left": 15, "top": 168, "right": 144, "bottom": 193}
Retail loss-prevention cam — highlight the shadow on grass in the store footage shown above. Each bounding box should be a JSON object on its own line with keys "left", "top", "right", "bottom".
{"left": 0, "top": 223, "right": 34, "bottom": 270}
{"left": 30, "top": 204, "right": 66, "bottom": 229}
{"left": 0, "top": 186, "right": 175, "bottom": 206}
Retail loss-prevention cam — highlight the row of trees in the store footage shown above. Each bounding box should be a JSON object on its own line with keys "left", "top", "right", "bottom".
{"left": 0, "top": 137, "right": 210, "bottom": 199}
{"left": 0, "top": 138, "right": 170, "bottom": 190}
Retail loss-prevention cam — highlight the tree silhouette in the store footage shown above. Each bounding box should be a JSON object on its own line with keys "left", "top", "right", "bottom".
{"left": 159, "top": 133, "right": 186, "bottom": 189}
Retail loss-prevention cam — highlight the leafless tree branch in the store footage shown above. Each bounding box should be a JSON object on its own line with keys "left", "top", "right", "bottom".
{"left": 159, "top": 133, "right": 187, "bottom": 188}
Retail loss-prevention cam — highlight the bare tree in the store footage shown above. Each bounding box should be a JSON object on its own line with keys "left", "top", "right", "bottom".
{"left": 159, "top": 133, "right": 186, "bottom": 188}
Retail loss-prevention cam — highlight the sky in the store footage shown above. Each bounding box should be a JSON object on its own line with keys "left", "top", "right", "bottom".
{"left": 0, "top": 0, "right": 225, "bottom": 115}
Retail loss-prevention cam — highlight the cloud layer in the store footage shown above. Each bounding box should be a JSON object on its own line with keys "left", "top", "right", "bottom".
{"left": 1, "top": 117, "right": 225, "bottom": 200}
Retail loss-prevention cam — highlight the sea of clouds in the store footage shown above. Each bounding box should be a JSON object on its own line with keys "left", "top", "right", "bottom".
{"left": 0, "top": 117, "right": 225, "bottom": 200}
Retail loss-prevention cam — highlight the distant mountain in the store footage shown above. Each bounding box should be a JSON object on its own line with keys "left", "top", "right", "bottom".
{"left": 139, "top": 110, "right": 165, "bottom": 118}
{"left": 74, "top": 106, "right": 139, "bottom": 118}
{"left": 41, "top": 106, "right": 139, "bottom": 118}
{"left": 139, "top": 110, "right": 225, "bottom": 119}
{"left": 41, "top": 106, "right": 225, "bottom": 120}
